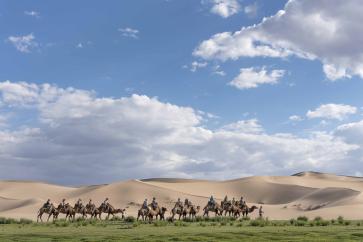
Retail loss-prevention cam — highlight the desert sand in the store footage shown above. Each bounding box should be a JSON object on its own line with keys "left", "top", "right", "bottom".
{"left": 1, "top": 171, "right": 363, "bottom": 221}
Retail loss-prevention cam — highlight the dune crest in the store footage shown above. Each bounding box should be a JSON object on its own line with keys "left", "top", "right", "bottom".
{"left": 1, "top": 172, "right": 363, "bottom": 220}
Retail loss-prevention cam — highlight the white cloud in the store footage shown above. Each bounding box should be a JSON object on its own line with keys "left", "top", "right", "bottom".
{"left": 7, "top": 33, "right": 38, "bottom": 53}
{"left": 0, "top": 81, "right": 359, "bottom": 184}
{"left": 207, "top": 0, "right": 241, "bottom": 18}
{"left": 307, "top": 104, "right": 357, "bottom": 120}
{"left": 212, "top": 65, "right": 226, "bottom": 76}
{"left": 24, "top": 10, "right": 40, "bottom": 18}
{"left": 118, "top": 27, "right": 139, "bottom": 39}
{"left": 229, "top": 67, "right": 285, "bottom": 89}
{"left": 289, "top": 115, "right": 303, "bottom": 122}
{"left": 190, "top": 61, "right": 208, "bottom": 72}
{"left": 244, "top": 2, "right": 258, "bottom": 17}
{"left": 194, "top": 0, "right": 363, "bottom": 80}
{"left": 220, "top": 119, "right": 263, "bottom": 133}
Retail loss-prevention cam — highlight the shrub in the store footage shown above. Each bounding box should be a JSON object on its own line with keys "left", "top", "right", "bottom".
{"left": 199, "top": 222, "right": 206, "bottom": 227}
{"left": 344, "top": 221, "right": 351, "bottom": 226}
{"left": 19, "top": 218, "right": 33, "bottom": 224}
{"left": 295, "top": 220, "right": 306, "bottom": 226}
{"left": 220, "top": 221, "right": 227, "bottom": 226}
{"left": 249, "top": 218, "right": 268, "bottom": 227}
{"left": 320, "top": 220, "right": 330, "bottom": 226}
{"left": 331, "top": 219, "right": 336, "bottom": 225}
{"left": 337, "top": 216, "right": 344, "bottom": 225}
{"left": 297, "top": 216, "right": 309, "bottom": 222}
{"left": 125, "top": 216, "right": 136, "bottom": 223}
{"left": 153, "top": 221, "right": 168, "bottom": 227}
{"left": 314, "top": 216, "right": 323, "bottom": 222}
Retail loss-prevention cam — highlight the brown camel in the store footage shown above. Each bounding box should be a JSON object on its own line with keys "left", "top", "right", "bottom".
{"left": 203, "top": 203, "right": 223, "bottom": 217}
{"left": 37, "top": 203, "right": 58, "bottom": 222}
{"left": 74, "top": 203, "right": 87, "bottom": 219}
{"left": 242, "top": 205, "right": 258, "bottom": 217}
{"left": 147, "top": 206, "right": 167, "bottom": 221}
{"left": 97, "top": 203, "right": 126, "bottom": 220}
{"left": 183, "top": 205, "right": 200, "bottom": 219}
{"left": 137, "top": 208, "right": 148, "bottom": 221}
{"left": 171, "top": 205, "right": 184, "bottom": 220}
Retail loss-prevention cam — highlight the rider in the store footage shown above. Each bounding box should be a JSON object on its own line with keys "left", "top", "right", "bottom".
{"left": 239, "top": 196, "right": 244, "bottom": 206}
{"left": 184, "top": 198, "right": 189, "bottom": 208}
{"left": 87, "top": 199, "right": 94, "bottom": 209}
{"left": 150, "top": 197, "right": 158, "bottom": 210}
{"left": 232, "top": 197, "right": 236, "bottom": 206}
{"left": 174, "top": 198, "right": 183, "bottom": 209}
{"left": 102, "top": 198, "right": 109, "bottom": 209}
{"left": 43, "top": 199, "right": 51, "bottom": 209}
{"left": 208, "top": 196, "right": 216, "bottom": 208}
{"left": 142, "top": 199, "right": 149, "bottom": 211}
{"left": 75, "top": 198, "right": 82, "bottom": 207}
{"left": 61, "top": 198, "right": 66, "bottom": 207}
{"left": 223, "top": 195, "right": 228, "bottom": 203}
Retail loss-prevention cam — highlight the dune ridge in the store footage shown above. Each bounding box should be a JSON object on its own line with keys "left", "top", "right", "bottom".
{"left": 0, "top": 171, "right": 362, "bottom": 220}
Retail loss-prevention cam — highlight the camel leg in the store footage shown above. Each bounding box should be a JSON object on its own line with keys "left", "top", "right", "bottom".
{"left": 47, "top": 213, "right": 51, "bottom": 222}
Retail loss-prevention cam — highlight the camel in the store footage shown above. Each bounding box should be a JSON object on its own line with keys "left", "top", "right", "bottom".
{"left": 37, "top": 203, "right": 58, "bottom": 222}
{"left": 203, "top": 203, "right": 223, "bottom": 217}
{"left": 171, "top": 205, "right": 184, "bottom": 220}
{"left": 147, "top": 206, "right": 167, "bottom": 221}
{"left": 242, "top": 205, "right": 258, "bottom": 217}
{"left": 57, "top": 203, "right": 76, "bottom": 221}
{"left": 98, "top": 203, "right": 127, "bottom": 220}
{"left": 74, "top": 203, "right": 88, "bottom": 219}
{"left": 137, "top": 208, "right": 148, "bottom": 221}
{"left": 223, "top": 203, "right": 241, "bottom": 217}
{"left": 183, "top": 205, "right": 200, "bottom": 219}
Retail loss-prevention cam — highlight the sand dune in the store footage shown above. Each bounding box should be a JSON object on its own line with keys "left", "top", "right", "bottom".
{"left": 1, "top": 171, "right": 363, "bottom": 220}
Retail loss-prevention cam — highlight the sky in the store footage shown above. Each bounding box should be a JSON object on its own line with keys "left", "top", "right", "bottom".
{"left": 1, "top": 0, "right": 363, "bottom": 185}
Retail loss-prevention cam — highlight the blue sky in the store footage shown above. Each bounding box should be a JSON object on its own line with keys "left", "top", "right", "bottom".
{"left": 1, "top": 0, "right": 363, "bottom": 184}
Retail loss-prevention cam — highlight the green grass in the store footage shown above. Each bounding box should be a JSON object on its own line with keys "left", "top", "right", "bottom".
{"left": 1, "top": 217, "right": 363, "bottom": 241}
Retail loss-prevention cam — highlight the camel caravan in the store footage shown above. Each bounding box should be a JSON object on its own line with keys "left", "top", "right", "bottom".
{"left": 37, "top": 195, "right": 263, "bottom": 222}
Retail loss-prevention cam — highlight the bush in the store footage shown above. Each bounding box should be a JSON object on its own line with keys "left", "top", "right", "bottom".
{"left": 314, "top": 216, "right": 323, "bottom": 222}
{"left": 297, "top": 216, "right": 309, "bottom": 222}
{"left": 19, "top": 218, "right": 33, "bottom": 224}
{"left": 250, "top": 218, "right": 269, "bottom": 227}
{"left": 344, "top": 221, "right": 351, "bottom": 226}
{"left": 199, "top": 222, "right": 206, "bottom": 227}
{"left": 337, "top": 216, "right": 344, "bottom": 225}
{"left": 331, "top": 219, "right": 336, "bottom": 225}
{"left": 153, "top": 221, "right": 168, "bottom": 227}
{"left": 295, "top": 220, "right": 306, "bottom": 226}
{"left": 125, "top": 216, "right": 136, "bottom": 223}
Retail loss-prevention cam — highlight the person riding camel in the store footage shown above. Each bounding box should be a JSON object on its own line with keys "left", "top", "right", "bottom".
{"left": 61, "top": 198, "right": 66, "bottom": 207}
{"left": 102, "top": 198, "right": 109, "bottom": 209}
{"left": 208, "top": 196, "right": 216, "bottom": 208}
{"left": 174, "top": 198, "right": 183, "bottom": 209}
{"left": 142, "top": 199, "right": 149, "bottom": 211}
{"left": 150, "top": 197, "right": 158, "bottom": 210}
{"left": 223, "top": 195, "right": 228, "bottom": 205}
{"left": 87, "top": 199, "right": 94, "bottom": 209}
{"left": 75, "top": 198, "right": 82, "bottom": 207}
{"left": 184, "top": 198, "right": 189, "bottom": 208}
{"left": 43, "top": 199, "right": 51, "bottom": 209}
{"left": 232, "top": 197, "right": 236, "bottom": 206}
{"left": 239, "top": 196, "right": 244, "bottom": 207}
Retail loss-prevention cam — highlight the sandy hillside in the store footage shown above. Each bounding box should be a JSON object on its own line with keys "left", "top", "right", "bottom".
{"left": 1, "top": 171, "right": 363, "bottom": 221}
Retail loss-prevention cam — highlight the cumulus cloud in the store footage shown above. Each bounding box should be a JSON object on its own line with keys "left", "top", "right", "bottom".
{"left": 0, "top": 81, "right": 359, "bottom": 184}
{"left": 289, "top": 115, "right": 303, "bottom": 122}
{"left": 307, "top": 104, "right": 357, "bottom": 120}
{"left": 7, "top": 33, "right": 38, "bottom": 53}
{"left": 205, "top": 0, "right": 241, "bottom": 18}
{"left": 229, "top": 67, "right": 285, "bottom": 89}
{"left": 194, "top": 0, "right": 363, "bottom": 80}
{"left": 118, "top": 27, "right": 139, "bottom": 39}
{"left": 190, "top": 61, "right": 208, "bottom": 72}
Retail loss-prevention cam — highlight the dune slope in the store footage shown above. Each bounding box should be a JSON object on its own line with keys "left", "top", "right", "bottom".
{"left": 0, "top": 172, "right": 362, "bottom": 220}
